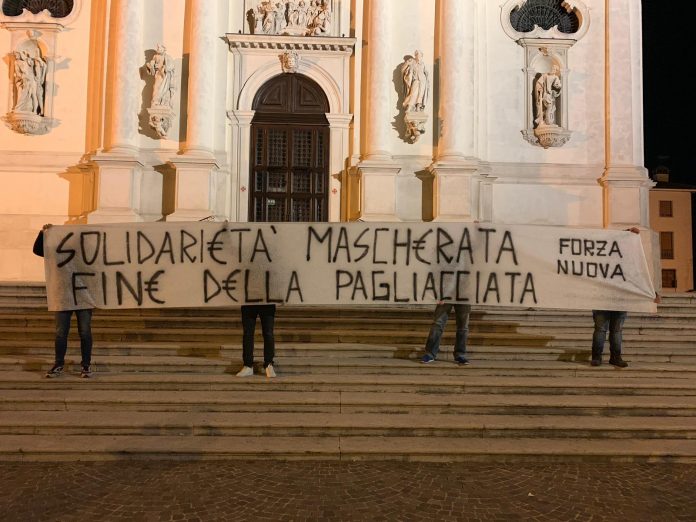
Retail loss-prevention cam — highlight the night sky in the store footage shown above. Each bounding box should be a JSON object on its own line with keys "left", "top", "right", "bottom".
{"left": 642, "top": 2, "right": 694, "bottom": 183}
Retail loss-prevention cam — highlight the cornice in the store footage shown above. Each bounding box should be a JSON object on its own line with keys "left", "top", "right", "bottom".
{"left": 224, "top": 34, "right": 356, "bottom": 54}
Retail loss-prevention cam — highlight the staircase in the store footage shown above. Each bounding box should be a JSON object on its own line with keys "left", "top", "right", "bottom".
{"left": 1, "top": 283, "right": 696, "bottom": 462}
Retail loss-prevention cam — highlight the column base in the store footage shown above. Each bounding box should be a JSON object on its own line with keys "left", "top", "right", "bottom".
{"left": 600, "top": 165, "right": 653, "bottom": 228}
{"left": 86, "top": 152, "right": 145, "bottom": 224}
{"left": 353, "top": 160, "right": 402, "bottom": 222}
{"left": 428, "top": 160, "right": 483, "bottom": 222}
{"left": 167, "top": 156, "right": 222, "bottom": 222}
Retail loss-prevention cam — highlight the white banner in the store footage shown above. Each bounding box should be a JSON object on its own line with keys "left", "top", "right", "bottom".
{"left": 43, "top": 222, "right": 657, "bottom": 312}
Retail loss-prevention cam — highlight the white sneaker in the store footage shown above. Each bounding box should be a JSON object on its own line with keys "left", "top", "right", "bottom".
{"left": 265, "top": 364, "right": 276, "bottom": 378}
{"left": 236, "top": 366, "right": 253, "bottom": 377}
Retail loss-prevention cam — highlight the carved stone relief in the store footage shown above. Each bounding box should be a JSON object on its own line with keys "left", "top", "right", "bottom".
{"left": 501, "top": 0, "right": 590, "bottom": 149}
{"left": 247, "top": 0, "right": 332, "bottom": 36}
{"left": 145, "top": 43, "right": 176, "bottom": 138}
{"left": 400, "top": 50, "right": 429, "bottom": 143}
{"left": 279, "top": 50, "right": 300, "bottom": 73}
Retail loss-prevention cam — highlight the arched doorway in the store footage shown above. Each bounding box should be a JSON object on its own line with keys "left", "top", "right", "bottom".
{"left": 250, "top": 74, "right": 330, "bottom": 222}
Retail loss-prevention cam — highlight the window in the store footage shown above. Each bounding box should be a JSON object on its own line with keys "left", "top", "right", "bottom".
{"left": 659, "top": 200, "right": 673, "bottom": 217}
{"left": 660, "top": 232, "right": 674, "bottom": 259}
{"left": 662, "top": 269, "right": 677, "bottom": 289}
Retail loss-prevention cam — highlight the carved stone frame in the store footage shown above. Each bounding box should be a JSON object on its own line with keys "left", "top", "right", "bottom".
{"left": 0, "top": 1, "right": 83, "bottom": 134}
{"left": 500, "top": 0, "right": 590, "bottom": 149}
{"left": 225, "top": 34, "right": 355, "bottom": 223}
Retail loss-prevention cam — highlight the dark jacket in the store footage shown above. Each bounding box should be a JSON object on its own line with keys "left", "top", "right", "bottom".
{"left": 32, "top": 230, "right": 44, "bottom": 258}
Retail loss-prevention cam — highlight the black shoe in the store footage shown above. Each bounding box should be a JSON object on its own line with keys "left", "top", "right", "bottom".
{"left": 45, "top": 365, "right": 64, "bottom": 378}
{"left": 80, "top": 366, "right": 92, "bottom": 378}
{"left": 454, "top": 355, "right": 470, "bottom": 366}
{"left": 590, "top": 359, "right": 601, "bottom": 367}
{"left": 609, "top": 356, "right": 628, "bottom": 368}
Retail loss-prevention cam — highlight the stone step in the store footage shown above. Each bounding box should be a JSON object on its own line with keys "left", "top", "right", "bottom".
{"left": 2, "top": 370, "right": 695, "bottom": 395}
{"left": 7, "top": 314, "right": 696, "bottom": 337}
{"left": 2, "top": 411, "right": 695, "bottom": 439}
{"left": 0, "top": 434, "right": 695, "bottom": 462}
{"left": 3, "top": 325, "right": 695, "bottom": 350}
{"left": 3, "top": 355, "right": 696, "bottom": 378}
{"left": 4, "top": 306, "right": 696, "bottom": 323}
{"left": 3, "top": 343, "right": 696, "bottom": 365}
{"left": 0, "top": 327, "right": 557, "bottom": 346}
{"left": 2, "top": 389, "right": 696, "bottom": 416}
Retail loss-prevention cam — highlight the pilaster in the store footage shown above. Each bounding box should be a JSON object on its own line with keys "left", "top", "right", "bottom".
{"left": 602, "top": 0, "right": 651, "bottom": 228}
{"left": 355, "top": 0, "right": 400, "bottom": 221}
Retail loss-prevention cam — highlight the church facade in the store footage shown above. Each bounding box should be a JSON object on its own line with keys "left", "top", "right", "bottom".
{"left": 0, "top": 0, "right": 651, "bottom": 282}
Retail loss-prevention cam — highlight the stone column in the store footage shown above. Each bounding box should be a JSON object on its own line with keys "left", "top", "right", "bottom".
{"left": 168, "top": 0, "right": 222, "bottom": 221}
{"left": 601, "top": 0, "right": 652, "bottom": 229}
{"left": 88, "top": 0, "right": 146, "bottom": 223}
{"left": 354, "top": 0, "right": 401, "bottom": 221}
{"left": 429, "top": 0, "right": 482, "bottom": 222}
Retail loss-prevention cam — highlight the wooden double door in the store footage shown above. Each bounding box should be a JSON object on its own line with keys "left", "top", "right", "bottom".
{"left": 249, "top": 74, "right": 330, "bottom": 223}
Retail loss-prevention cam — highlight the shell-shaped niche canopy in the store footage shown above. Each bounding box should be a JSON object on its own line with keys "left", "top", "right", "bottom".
{"left": 2, "top": 0, "right": 74, "bottom": 18}
{"left": 501, "top": 0, "right": 590, "bottom": 41}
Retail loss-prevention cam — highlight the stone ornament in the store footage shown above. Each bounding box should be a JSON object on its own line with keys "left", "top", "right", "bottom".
{"left": 401, "top": 50, "right": 429, "bottom": 143}
{"left": 248, "top": 0, "right": 331, "bottom": 36}
{"left": 3, "top": 30, "right": 54, "bottom": 134}
{"left": 280, "top": 50, "right": 300, "bottom": 73}
{"left": 0, "top": 0, "right": 81, "bottom": 24}
{"left": 501, "top": 0, "right": 590, "bottom": 149}
{"left": 534, "top": 64, "right": 561, "bottom": 126}
{"left": 145, "top": 43, "right": 176, "bottom": 138}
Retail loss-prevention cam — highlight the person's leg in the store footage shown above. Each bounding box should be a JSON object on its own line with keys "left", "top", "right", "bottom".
{"left": 591, "top": 310, "right": 610, "bottom": 363}
{"left": 608, "top": 311, "right": 628, "bottom": 366}
{"left": 453, "top": 304, "right": 471, "bottom": 360}
{"left": 424, "top": 303, "right": 452, "bottom": 359}
{"left": 259, "top": 304, "right": 276, "bottom": 368}
{"left": 75, "top": 309, "right": 93, "bottom": 368}
{"left": 54, "top": 311, "right": 72, "bottom": 366}
{"left": 241, "top": 305, "right": 257, "bottom": 368}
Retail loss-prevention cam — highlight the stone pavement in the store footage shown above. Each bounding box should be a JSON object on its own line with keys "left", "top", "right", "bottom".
{"left": 0, "top": 461, "right": 694, "bottom": 521}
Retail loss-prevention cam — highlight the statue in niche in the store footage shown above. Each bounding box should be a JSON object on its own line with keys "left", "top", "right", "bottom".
{"left": 400, "top": 50, "right": 430, "bottom": 143}
{"left": 147, "top": 43, "right": 175, "bottom": 108}
{"left": 534, "top": 64, "right": 562, "bottom": 127}
{"left": 145, "top": 43, "right": 176, "bottom": 138}
{"left": 12, "top": 48, "right": 45, "bottom": 115}
{"left": 401, "top": 50, "right": 429, "bottom": 112}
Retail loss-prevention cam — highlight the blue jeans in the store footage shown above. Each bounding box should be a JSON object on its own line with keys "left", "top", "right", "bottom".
{"left": 591, "top": 310, "right": 627, "bottom": 358}
{"left": 55, "top": 309, "right": 93, "bottom": 367}
{"left": 424, "top": 304, "right": 471, "bottom": 359}
{"left": 241, "top": 305, "right": 276, "bottom": 368}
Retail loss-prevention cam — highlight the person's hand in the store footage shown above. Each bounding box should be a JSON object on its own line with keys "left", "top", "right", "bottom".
{"left": 42, "top": 223, "right": 53, "bottom": 230}
{"left": 626, "top": 227, "right": 640, "bottom": 234}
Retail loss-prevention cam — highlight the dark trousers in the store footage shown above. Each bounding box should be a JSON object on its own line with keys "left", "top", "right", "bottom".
{"left": 55, "top": 309, "right": 93, "bottom": 367}
{"left": 241, "top": 304, "right": 276, "bottom": 368}
{"left": 424, "top": 303, "right": 471, "bottom": 358}
{"left": 592, "top": 310, "right": 627, "bottom": 358}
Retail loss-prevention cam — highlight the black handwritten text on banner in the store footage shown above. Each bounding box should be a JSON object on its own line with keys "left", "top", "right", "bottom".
{"left": 43, "top": 222, "right": 657, "bottom": 312}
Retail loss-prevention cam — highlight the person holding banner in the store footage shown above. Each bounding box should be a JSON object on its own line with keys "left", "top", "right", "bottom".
{"left": 421, "top": 303, "right": 471, "bottom": 365}
{"left": 236, "top": 304, "right": 277, "bottom": 378}
{"left": 590, "top": 310, "right": 628, "bottom": 367}
{"left": 33, "top": 224, "right": 94, "bottom": 379}
{"left": 589, "top": 227, "right": 646, "bottom": 368}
